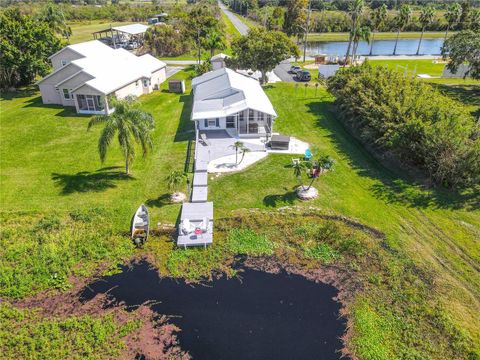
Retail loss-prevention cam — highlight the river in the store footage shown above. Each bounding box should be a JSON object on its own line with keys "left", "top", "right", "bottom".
{"left": 306, "top": 38, "right": 444, "bottom": 56}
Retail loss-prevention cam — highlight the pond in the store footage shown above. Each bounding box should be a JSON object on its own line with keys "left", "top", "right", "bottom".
{"left": 80, "top": 261, "right": 347, "bottom": 359}
{"left": 306, "top": 38, "right": 444, "bottom": 56}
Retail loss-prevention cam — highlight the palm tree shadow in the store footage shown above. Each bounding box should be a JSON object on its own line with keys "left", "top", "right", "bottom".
{"left": 51, "top": 167, "right": 134, "bottom": 195}
{"left": 263, "top": 187, "right": 298, "bottom": 207}
{"left": 146, "top": 194, "right": 172, "bottom": 208}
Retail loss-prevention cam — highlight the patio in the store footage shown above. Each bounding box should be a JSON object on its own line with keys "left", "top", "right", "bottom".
{"left": 196, "top": 130, "right": 309, "bottom": 173}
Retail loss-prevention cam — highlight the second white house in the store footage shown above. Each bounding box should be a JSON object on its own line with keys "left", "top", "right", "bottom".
{"left": 37, "top": 40, "right": 167, "bottom": 115}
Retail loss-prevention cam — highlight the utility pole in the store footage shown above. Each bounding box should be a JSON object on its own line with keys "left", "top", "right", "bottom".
{"left": 303, "top": 0, "right": 312, "bottom": 63}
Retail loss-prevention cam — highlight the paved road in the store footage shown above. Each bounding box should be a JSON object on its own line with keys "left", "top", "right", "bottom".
{"left": 218, "top": 1, "right": 249, "bottom": 36}
{"left": 274, "top": 60, "right": 295, "bottom": 82}
{"left": 166, "top": 66, "right": 185, "bottom": 78}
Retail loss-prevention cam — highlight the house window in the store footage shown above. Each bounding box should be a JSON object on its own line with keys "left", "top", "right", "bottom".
{"left": 76, "top": 95, "right": 105, "bottom": 112}
{"left": 143, "top": 78, "right": 149, "bottom": 87}
{"left": 61, "top": 60, "right": 67, "bottom": 66}
{"left": 226, "top": 116, "right": 235, "bottom": 128}
{"left": 136, "top": 80, "right": 140, "bottom": 87}
{"left": 249, "top": 109, "right": 254, "bottom": 122}
{"left": 63, "top": 89, "right": 71, "bottom": 100}
{"left": 208, "top": 119, "right": 217, "bottom": 127}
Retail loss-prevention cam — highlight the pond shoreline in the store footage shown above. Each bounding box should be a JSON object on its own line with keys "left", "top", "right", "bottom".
{"left": 12, "top": 254, "right": 356, "bottom": 360}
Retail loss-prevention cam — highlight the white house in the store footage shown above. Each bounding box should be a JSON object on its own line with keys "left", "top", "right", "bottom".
{"left": 191, "top": 68, "right": 277, "bottom": 138}
{"left": 37, "top": 40, "right": 167, "bottom": 115}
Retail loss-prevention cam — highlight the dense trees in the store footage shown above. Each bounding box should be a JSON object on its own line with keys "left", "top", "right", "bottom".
{"left": 0, "top": 8, "right": 63, "bottom": 89}
{"left": 229, "top": 28, "right": 299, "bottom": 84}
{"left": 327, "top": 63, "right": 480, "bottom": 188}
{"left": 442, "top": 30, "right": 480, "bottom": 79}
{"left": 144, "top": 25, "right": 191, "bottom": 57}
{"left": 283, "top": 0, "right": 307, "bottom": 39}
{"left": 444, "top": 3, "right": 463, "bottom": 41}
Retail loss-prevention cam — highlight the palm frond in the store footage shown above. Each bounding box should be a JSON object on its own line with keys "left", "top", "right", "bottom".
{"left": 98, "top": 122, "right": 116, "bottom": 163}
{"left": 87, "top": 115, "right": 108, "bottom": 131}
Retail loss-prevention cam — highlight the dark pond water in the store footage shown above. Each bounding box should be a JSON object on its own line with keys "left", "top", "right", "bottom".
{"left": 306, "top": 38, "right": 444, "bottom": 56}
{"left": 80, "top": 261, "right": 347, "bottom": 360}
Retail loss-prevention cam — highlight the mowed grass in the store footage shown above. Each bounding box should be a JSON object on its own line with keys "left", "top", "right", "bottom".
{"left": 68, "top": 21, "right": 136, "bottom": 44}
{"left": 0, "top": 69, "right": 196, "bottom": 229}
{"left": 209, "top": 83, "right": 480, "bottom": 348}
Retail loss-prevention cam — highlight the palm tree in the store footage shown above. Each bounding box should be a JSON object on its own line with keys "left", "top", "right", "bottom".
{"left": 166, "top": 170, "right": 187, "bottom": 193}
{"left": 204, "top": 30, "right": 225, "bottom": 58}
{"left": 37, "top": 3, "right": 71, "bottom": 39}
{"left": 393, "top": 4, "right": 412, "bottom": 55}
{"left": 344, "top": 0, "right": 364, "bottom": 66}
{"left": 229, "top": 141, "right": 245, "bottom": 165}
{"left": 444, "top": 3, "right": 462, "bottom": 42}
{"left": 87, "top": 98, "right": 154, "bottom": 175}
{"left": 292, "top": 160, "right": 306, "bottom": 189}
{"left": 369, "top": 4, "right": 387, "bottom": 56}
{"left": 305, "top": 155, "right": 334, "bottom": 190}
{"left": 238, "top": 145, "right": 250, "bottom": 164}
{"left": 352, "top": 25, "right": 371, "bottom": 63}
{"left": 416, "top": 5, "right": 435, "bottom": 55}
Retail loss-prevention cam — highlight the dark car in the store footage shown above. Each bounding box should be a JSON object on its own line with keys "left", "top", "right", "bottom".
{"left": 296, "top": 70, "right": 311, "bottom": 82}
{"left": 288, "top": 65, "right": 301, "bottom": 74}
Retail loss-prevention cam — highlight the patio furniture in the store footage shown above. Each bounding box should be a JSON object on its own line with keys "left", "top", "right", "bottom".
{"left": 304, "top": 148, "right": 312, "bottom": 161}
{"left": 181, "top": 218, "right": 195, "bottom": 235}
{"left": 270, "top": 135, "right": 290, "bottom": 150}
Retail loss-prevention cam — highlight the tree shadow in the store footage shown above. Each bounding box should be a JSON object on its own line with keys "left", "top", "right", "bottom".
{"left": 174, "top": 92, "right": 195, "bottom": 142}
{"left": 305, "top": 100, "right": 480, "bottom": 211}
{"left": 22, "top": 96, "right": 85, "bottom": 118}
{"left": 0, "top": 87, "right": 37, "bottom": 100}
{"left": 263, "top": 187, "right": 298, "bottom": 207}
{"left": 51, "top": 167, "right": 134, "bottom": 195}
{"left": 428, "top": 83, "right": 480, "bottom": 118}
{"left": 146, "top": 193, "right": 172, "bottom": 208}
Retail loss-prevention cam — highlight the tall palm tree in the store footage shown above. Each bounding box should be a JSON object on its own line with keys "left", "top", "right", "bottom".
{"left": 37, "top": 3, "right": 71, "bottom": 39}
{"left": 352, "top": 25, "right": 371, "bottom": 63}
{"left": 87, "top": 98, "right": 154, "bottom": 175}
{"left": 204, "top": 30, "right": 225, "bottom": 58}
{"left": 444, "top": 3, "right": 462, "bottom": 42}
{"left": 369, "top": 4, "right": 387, "bottom": 56}
{"left": 344, "top": 0, "right": 364, "bottom": 66}
{"left": 292, "top": 160, "right": 306, "bottom": 189}
{"left": 393, "top": 4, "right": 412, "bottom": 55}
{"left": 416, "top": 5, "right": 435, "bottom": 55}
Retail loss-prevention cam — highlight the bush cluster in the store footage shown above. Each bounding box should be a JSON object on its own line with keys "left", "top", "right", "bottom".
{"left": 327, "top": 63, "right": 480, "bottom": 188}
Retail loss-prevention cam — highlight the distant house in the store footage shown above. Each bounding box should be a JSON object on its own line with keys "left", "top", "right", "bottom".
{"left": 191, "top": 68, "right": 277, "bottom": 138}
{"left": 37, "top": 40, "right": 167, "bottom": 115}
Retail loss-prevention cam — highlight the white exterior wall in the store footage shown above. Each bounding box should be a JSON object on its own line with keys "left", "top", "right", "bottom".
{"left": 150, "top": 67, "right": 166, "bottom": 90}
{"left": 39, "top": 84, "right": 62, "bottom": 105}
{"left": 197, "top": 117, "right": 226, "bottom": 131}
{"left": 114, "top": 79, "right": 144, "bottom": 99}
{"left": 212, "top": 60, "right": 225, "bottom": 70}
{"left": 50, "top": 49, "right": 84, "bottom": 70}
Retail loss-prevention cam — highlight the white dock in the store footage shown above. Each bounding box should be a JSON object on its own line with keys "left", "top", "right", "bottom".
{"left": 177, "top": 202, "right": 213, "bottom": 248}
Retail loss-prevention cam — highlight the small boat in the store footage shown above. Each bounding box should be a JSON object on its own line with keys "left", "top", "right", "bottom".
{"left": 131, "top": 204, "right": 149, "bottom": 246}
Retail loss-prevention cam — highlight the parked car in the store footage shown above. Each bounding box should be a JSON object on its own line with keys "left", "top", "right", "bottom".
{"left": 296, "top": 70, "right": 311, "bottom": 82}
{"left": 288, "top": 65, "right": 301, "bottom": 74}
{"left": 126, "top": 41, "right": 139, "bottom": 50}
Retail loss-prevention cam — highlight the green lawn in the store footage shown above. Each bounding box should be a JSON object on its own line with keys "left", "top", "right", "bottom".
{"left": 307, "top": 31, "right": 450, "bottom": 42}
{"left": 1, "top": 70, "right": 479, "bottom": 357}
{"left": 68, "top": 21, "right": 136, "bottom": 44}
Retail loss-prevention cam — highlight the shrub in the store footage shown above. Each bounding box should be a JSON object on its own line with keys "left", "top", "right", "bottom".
{"left": 226, "top": 229, "right": 275, "bottom": 256}
{"left": 327, "top": 63, "right": 480, "bottom": 188}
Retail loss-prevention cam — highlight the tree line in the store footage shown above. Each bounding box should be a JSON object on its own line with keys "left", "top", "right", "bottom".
{"left": 228, "top": 0, "right": 480, "bottom": 35}
{"left": 327, "top": 62, "right": 480, "bottom": 189}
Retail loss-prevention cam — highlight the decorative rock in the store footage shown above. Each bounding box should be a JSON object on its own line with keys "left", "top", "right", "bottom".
{"left": 170, "top": 192, "right": 187, "bottom": 203}
{"left": 295, "top": 186, "right": 318, "bottom": 200}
